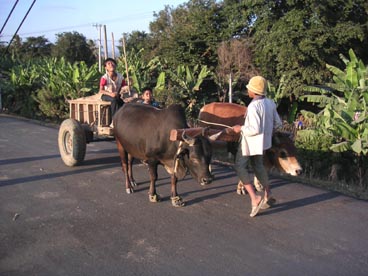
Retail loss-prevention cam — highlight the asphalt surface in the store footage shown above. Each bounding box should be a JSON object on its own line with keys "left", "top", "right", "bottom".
{"left": 1, "top": 114, "right": 368, "bottom": 276}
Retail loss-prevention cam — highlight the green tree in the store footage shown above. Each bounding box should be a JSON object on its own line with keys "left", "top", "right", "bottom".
{"left": 21, "top": 36, "right": 52, "bottom": 59}
{"left": 119, "top": 31, "right": 153, "bottom": 64}
{"left": 52, "top": 31, "right": 96, "bottom": 65}
{"left": 249, "top": 0, "right": 368, "bottom": 98}
{"left": 6, "top": 35, "right": 52, "bottom": 61}
{"left": 150, "top": 0, "right": 223, "bottom": 69}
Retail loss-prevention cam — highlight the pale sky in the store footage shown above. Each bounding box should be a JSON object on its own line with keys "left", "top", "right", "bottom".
{"left": 0, "top": 0, "right": 186, "bottom": 44}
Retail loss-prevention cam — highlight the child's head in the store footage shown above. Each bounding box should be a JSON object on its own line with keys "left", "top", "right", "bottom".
{"left": 141, "top": 87, "right": 153, "bottom": 104}
{"left": 103, "top": 58, "right": 117, "bottom": 71}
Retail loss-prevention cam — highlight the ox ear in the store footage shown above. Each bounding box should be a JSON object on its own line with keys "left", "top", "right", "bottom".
{"left": 182, "top": 131, "right": 195, "bottom": 146}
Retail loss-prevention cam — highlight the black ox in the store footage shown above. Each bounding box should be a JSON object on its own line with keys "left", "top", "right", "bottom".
{"left": 113, "top": 103, "right": 213, "bottom": 207}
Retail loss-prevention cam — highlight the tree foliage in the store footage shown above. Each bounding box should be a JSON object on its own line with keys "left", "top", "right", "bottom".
{"left": 6, "top": 35, "right": 52, "bottom": 61}
{"left": 149, "top": 0, "right": 223, "bottom": 69}
{"left": 250, "top": 0, "right": 368, "bottom": 97}
{"left": 118, "top": 31, "right": 153, "bottom": 64}
{"left": 1, "top": 59, "right": 42, "bottom": 117}
{"left": 301, "top": 49, "right": 368, "bottom": 155}
{"left": 300, "top": 49, "right": 368, "bottom": 187}
{"left": 165, "top": 64, "right": 212, "bottom": 121}
{"left": 51, "top": 31, "right": 96, "bottom": 66}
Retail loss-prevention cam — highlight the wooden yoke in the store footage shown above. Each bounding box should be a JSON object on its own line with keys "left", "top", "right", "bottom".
{"left": 170, "top": 127, "right": 240, "bottom": 142}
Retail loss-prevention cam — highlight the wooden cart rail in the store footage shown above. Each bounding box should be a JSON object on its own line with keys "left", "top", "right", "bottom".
{"left": 68, "top": 94, "right": 113, "bottom": 136}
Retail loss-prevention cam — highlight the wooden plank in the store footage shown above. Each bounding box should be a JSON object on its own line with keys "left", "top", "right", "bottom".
{"left": 68, "top": 94, "right": 111, "bottom": 105}
{"left": 169, "top": 128, "right": 209, "bottom": 141}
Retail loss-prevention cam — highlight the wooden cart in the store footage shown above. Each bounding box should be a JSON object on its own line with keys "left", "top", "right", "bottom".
{"left": 58, "top": 94, "right": 115, "bottom": 166}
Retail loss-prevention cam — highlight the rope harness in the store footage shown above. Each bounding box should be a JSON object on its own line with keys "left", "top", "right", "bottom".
{"left": 174, "top": 141, "right": 184, "bottom": 175}
{"left": 197, "top": 119, "right": 232, "bottom": 129}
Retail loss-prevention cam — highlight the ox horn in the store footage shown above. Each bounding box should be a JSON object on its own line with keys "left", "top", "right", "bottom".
{"left": 182, "top": 131, "right": 195, "bottom": 146}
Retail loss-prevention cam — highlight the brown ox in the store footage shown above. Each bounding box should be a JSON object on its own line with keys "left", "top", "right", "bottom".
{"left": 198, "top": 102, "right": 302, "bottom": 194}
{"left": 113, "top": 103, "right": 213, "bottom": 207}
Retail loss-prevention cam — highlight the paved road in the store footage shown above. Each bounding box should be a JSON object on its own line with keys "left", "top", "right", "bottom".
{"left": 1, "top": 114, "right": 368, "bottom": 276}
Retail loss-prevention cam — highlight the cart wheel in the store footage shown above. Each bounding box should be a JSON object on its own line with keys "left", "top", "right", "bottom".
{"left": 58, "top": 119, "right": 86, "bottom": 166}
{"left": 81, "top": 124, "right": 94, "bottom": 143}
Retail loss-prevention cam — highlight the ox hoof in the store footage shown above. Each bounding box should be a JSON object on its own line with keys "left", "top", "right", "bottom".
{"left": 171, "top": 196, "right": 185, "bottom": 207}
{"left": 254, "top": 183, "right": 264, "bottom": 192}
{"left": 126, "top": 188, "right": 134, "bottom": 194}
{"left": 149, "top": 194, "right": 161, "bottom": 203}
{"left": 131, "top": 180, "right": 138, "bottom": 187}
{"left": 236, "top": 181, "right": 247, "bottom": 195}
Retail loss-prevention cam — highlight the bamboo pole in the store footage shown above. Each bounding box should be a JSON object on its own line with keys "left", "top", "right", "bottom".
{"left": 122, "top": 35, "right": 130, "bottom": 93}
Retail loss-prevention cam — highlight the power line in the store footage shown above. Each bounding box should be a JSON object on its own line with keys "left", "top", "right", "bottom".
{"left": 1, "top": 23, "right": 94, "bottom": 38}
{"left": 0, "top": 12, "right": 153, "bottom": 39}
{"left": 2, "top": 0, "right": 37, "bottom": 58}
{"left": 0, "top": 0, "right": 19, "bottom": 35}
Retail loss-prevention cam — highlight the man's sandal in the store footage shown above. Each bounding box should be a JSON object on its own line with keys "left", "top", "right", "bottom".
{"left": 250, "top": 198, "right": 265, "bottom": 217}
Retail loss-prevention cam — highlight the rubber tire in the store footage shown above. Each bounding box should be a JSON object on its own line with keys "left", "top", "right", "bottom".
{"left": 81, "top": 124, "right": 94, "bottom": 143}
{"left": 58, "top": 118, "right": 86, "bottom": 166}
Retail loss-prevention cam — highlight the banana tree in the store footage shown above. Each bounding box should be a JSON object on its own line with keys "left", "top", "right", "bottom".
{"left": 34, "top": 57, "right": 99, "bottom": 120}
{"left": 1, "top": 59, "right": 43, "bottom": 117}
{"left": 117, "top": 49, "right": 164, "bottom": 94}
{"left": 165, "top": 64, "right": 212, "bottom": 120}
{"left": 268, "top": 75, "right": 298, "bottom": 123}
{"left": 300, "top": 49, "right": 368, "bottom": 186}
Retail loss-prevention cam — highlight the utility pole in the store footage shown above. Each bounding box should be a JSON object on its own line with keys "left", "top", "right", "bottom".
{"left": 122, "top": 35, "right": 130, "bottom": 89}
{"left": 93, "top": 23, "right": 102, "bottom": 72}
{"left": 111, "top": 32, "right": 115, "bottom": 59}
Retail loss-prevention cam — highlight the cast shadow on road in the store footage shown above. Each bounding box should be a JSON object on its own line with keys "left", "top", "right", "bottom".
{"left": 116, "top": 166, "right": 293, "bottom": 205}
{"left": 1, "top": 152, "right": 340, "bottom": 215}
{"left": 169, "top": 166, "right": 240, "bottom": 205}
{"left": 258, "top": 190, "right": 341, "bottom": 216}
{"left": 0, "top": 154, "right": 124, "bottom": 187}
{"left": 0, "top": 154, "right": 60, "bottom": 165}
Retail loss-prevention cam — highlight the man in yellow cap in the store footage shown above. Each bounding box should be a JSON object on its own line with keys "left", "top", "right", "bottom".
{"left": 232, "top": 76, "right": 282, "bottom": 217}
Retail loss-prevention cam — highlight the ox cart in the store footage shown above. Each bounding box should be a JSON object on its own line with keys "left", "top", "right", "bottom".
{"left": 57, "top": 94, "right": 235, "bottom": 167}
{"left": 58, "top": 98, "right": 301, "bottom": 181}
{"left": 58, "top": 95, "right": 115, "bottom": 166}
{"left": 57, "top": 95, "right": 238, "bottom": 167}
